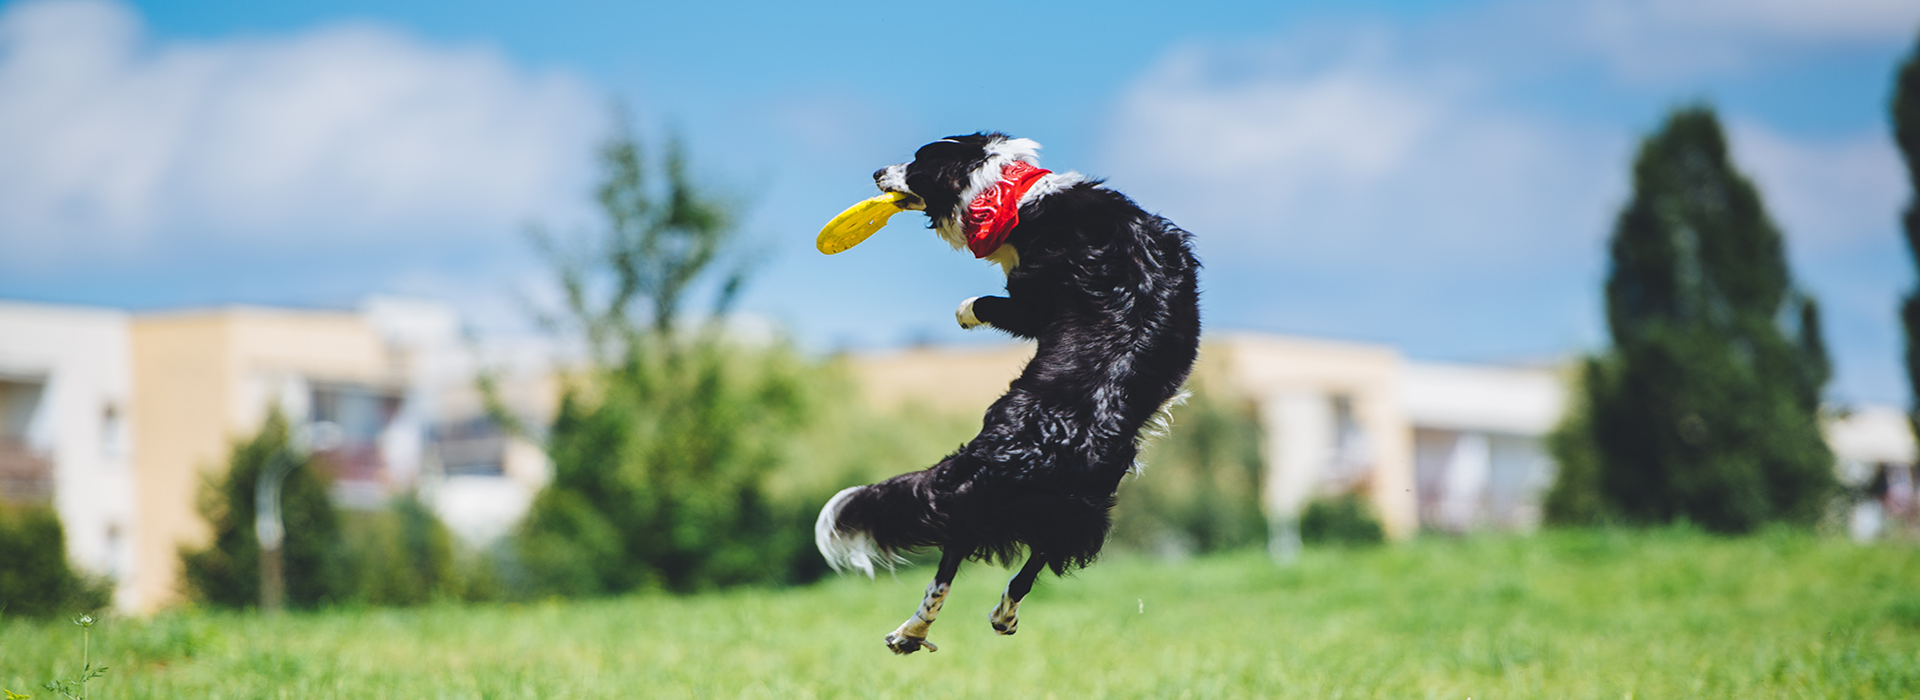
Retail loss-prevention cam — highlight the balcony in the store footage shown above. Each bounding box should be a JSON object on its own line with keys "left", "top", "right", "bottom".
{"left": 0, "top": 437, "right": 53, "bottom": 504}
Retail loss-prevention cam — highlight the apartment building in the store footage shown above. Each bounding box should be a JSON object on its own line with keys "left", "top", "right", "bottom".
{"left": 0, "top": 299, "right": 552, "bottom": 613}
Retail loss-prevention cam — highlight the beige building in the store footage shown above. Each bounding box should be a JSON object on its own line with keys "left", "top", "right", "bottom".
{"left": 2, "top": 299, "right": 553, "bottom": 613}
{"left": 129, "top": 306, "right": 412, "bottom": 611}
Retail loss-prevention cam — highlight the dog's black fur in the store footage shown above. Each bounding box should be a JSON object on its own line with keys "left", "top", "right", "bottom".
{"left": 816, "top": 133, "right": 1200, "bottom": 650}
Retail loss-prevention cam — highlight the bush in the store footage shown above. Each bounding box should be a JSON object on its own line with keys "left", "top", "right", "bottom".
{"left": 338, "top": 493, "right": 467, "bottom": 605}
{"left": 0, "top": 504, "right": 111, "bottom": 617}
{"left": 1110, "top": 383, "right": 1268, "bottom": 555}
{"left": 1299, "top": 493, "right": 1385, "bottom": 547}
{"left": 510, "top": 336, "right": 839, "bottom": 596}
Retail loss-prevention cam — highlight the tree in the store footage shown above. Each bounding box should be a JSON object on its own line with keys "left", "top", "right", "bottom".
{"left": 1894, "top": 33, "right": 1920, "bottom": 439}
{"left": 507, "top": 120, "right": 834, "bottom": 596}
{"left": 1546, "top": 106, "right": 1835, "bottom": 532}
{"left": 180, "top": 411, "right": 344, "bottom": 608}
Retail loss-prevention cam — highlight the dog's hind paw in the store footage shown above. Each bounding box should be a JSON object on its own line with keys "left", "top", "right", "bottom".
{"left": 988, "top": 596, "right": 1020, "bottom": 636}
{"left": 885, "top": 632, "right": 938, "bottom": 655}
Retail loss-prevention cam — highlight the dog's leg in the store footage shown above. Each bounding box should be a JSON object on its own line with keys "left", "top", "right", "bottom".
{"left": 885, "top": 547, "right": 964, "bottom": 655}
{"left": 989, "top": 553, "right": 1047, "bottom": 635}
{"left": 956, "top": 295, "right": 1047, "bottom": 338}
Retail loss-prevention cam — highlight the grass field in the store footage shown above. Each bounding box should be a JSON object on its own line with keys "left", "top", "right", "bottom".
{"left": 6, "top": 528, "right": 1920, "bottom": 699}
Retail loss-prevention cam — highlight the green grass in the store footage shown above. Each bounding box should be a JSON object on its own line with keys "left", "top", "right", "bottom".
{"left": 6, "top": 529, "right": 1920, "bottom": 698}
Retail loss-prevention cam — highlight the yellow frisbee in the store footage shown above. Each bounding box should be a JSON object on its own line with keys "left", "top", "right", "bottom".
{"left": 818, "top": 191, "right": 910, "bottom": 255}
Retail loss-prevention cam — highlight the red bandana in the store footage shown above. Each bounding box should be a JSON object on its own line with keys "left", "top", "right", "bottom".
{"left": 963, "top": 160, "right": 1052, "bottom": 258}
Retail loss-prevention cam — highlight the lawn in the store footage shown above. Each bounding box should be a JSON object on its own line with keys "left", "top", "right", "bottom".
{"left": 6, "top": 529, "right": 1919, "bottom": 699}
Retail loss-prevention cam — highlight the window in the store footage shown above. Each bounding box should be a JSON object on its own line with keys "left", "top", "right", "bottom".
{"left": 308, "top": 383, "right": 402, "bottom": 484}
{"left": 428, "top": 417, "right": 507, "bottom": 477}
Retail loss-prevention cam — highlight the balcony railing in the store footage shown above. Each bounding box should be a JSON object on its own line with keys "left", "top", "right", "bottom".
{"left": 0, "top": 437, "right": 53, "bottom": 504}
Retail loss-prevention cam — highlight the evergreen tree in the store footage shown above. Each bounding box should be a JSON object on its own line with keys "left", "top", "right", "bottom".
{"left": 1893, "top": 34, "right": 1920, "bottom": 438}
{"left": 1547, "top": 106, "right": 1835, "bottom": 532}
{"left": 180, "top": 411, "right": 344, "bottom": 608}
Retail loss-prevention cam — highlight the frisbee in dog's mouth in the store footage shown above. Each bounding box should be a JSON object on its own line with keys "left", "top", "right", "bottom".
{"left": 818, "top": 191, "right": 911, "bottom": 255}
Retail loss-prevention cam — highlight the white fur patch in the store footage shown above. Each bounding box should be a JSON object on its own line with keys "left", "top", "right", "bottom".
{"left": 815, "top": 485, "right": 898, "bottom": 576}
{"left": 937, "top": 135, "right": 1048, "bottom": 253}
{"left": 1019, "top": 171, "right": 1086, "bottom": 205}
{"left": 986, "top": 137, "right": 1042, "bottom": 163}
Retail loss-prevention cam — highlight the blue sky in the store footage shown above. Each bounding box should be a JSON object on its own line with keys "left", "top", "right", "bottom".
{"left": 0, "top": 0, "right": 1916, "bottom": 406}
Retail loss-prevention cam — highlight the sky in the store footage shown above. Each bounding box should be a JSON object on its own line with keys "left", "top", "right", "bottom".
{"left": 0, "top": 0, "right": 1916, "bottom": 406}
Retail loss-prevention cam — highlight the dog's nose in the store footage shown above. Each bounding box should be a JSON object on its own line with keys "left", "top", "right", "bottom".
{"left": 873, "top": 168, "right": 889, "bottom": 183}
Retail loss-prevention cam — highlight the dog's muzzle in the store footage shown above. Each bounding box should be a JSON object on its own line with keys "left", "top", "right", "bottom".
{"left": 873, "top": 164, "right": 924, "bottom": 211}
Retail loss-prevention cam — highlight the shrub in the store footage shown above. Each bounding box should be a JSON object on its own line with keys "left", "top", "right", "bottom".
{"left": 0, "top": 504, "right": 111, "bottom": 617}
{"left": 338, "top": 493, "right": 465, "bottom": 605}
{"left": 1110, "top": 383, "right": 1268, "bottom": 555}
{"left": 511, "top": 336, "right": 840, "bottom": 595}
{"left": 1300, "top": 493, "right": 1386, "bottom": 547}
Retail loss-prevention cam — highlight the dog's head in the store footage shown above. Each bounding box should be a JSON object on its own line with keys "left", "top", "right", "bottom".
{"left": 873, "top": 132, "right": 1048, "bottom": 257}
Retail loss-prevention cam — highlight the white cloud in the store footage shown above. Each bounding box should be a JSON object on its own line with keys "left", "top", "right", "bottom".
{"left": 1112, "top": 48, "right": 1437, "bottom": 190}
{"left": 1105, "top": 36, "right": 1626, "bottom": 267}
{"left": 1598, "top": 0, "right": 1920, "bottom": 43}
{"left": 1730, "top": 122, "right": 1908, "bottom": 251}
{"left": 0, "top": 0, "right": 604, "bottom": 267}
{"left": 1567, "top": 0, "right": 1920, "bottom": 81}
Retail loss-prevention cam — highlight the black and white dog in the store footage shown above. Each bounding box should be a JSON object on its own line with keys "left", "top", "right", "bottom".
{"left": 815, "top": 133, "right": 1201, "bottom": 654}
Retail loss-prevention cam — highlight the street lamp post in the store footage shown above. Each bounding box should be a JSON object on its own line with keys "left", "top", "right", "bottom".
{"left": 256, "top": 421, "right": 340, "bottom": 613}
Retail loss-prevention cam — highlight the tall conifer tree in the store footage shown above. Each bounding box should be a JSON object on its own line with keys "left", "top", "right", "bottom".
{"left": 1550, "top": 106, "right": 1834, "bottom": 532}
{"left": 1893, "top": 35, "right": 1920, "bottom": 438}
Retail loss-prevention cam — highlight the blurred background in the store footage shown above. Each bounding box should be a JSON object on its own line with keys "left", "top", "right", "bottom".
{"left": 1, "top": 0, "right": 1918, "bottom": 622}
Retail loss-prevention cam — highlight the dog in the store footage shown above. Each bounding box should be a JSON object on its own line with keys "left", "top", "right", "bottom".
{"left": 814, "top": 132, "right": 1201, "bottom": 654}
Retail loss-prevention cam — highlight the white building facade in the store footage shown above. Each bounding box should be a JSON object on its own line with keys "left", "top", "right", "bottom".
{"left": 0, "top": 302, "right": 140, "bottom": 608}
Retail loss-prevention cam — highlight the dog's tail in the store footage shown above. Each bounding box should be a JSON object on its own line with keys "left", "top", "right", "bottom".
{"left": 814, "top": 471, "right": 940, "bottom": 576}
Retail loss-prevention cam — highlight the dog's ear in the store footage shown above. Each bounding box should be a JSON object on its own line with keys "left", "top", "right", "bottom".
{"left": 905, "top": 140, "right": 987, "bottom": 220}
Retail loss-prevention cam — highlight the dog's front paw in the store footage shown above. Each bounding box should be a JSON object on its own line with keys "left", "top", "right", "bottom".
{"left": 956, "top": 296, "right": 985, "bottom": 330}
{"left": 885, "top": 632, "right": 938, "bottom": 655}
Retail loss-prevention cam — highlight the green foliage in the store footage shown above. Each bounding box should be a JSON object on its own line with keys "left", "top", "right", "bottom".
{"left": 1111, "top": 384, "right": 1267, "bottom": 554}
{"left": 507, "top": 120, "right": 841, "bottom": 596}
{"left": 179, "top": 411, "right": 344, "bottom": 609}
{"left": 1542, "top": 377, "right": 1607, "bottom": 527}
{"left": 511, "top": 337, "right": 835, "bottom": 595}
{"left": 336, "top": 493, "right": 468, "bottom": 605}
{"left": 1299, "top": 493, "right": 1386, "bottom": 547}
{"left": 7, "top": 532, "right": 1920, "bottom": 698}
{"left": 0, "top": 506, "right": 110, "bottom": 618}
{"left": 181, "top": 412, "right": 483, "bottom": 609}
{"left": 1894, "top": 33, "right": 1920, "bottom": 437}
{"left": 1548, "top": 106, "right": 1836, "bottom": 533}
